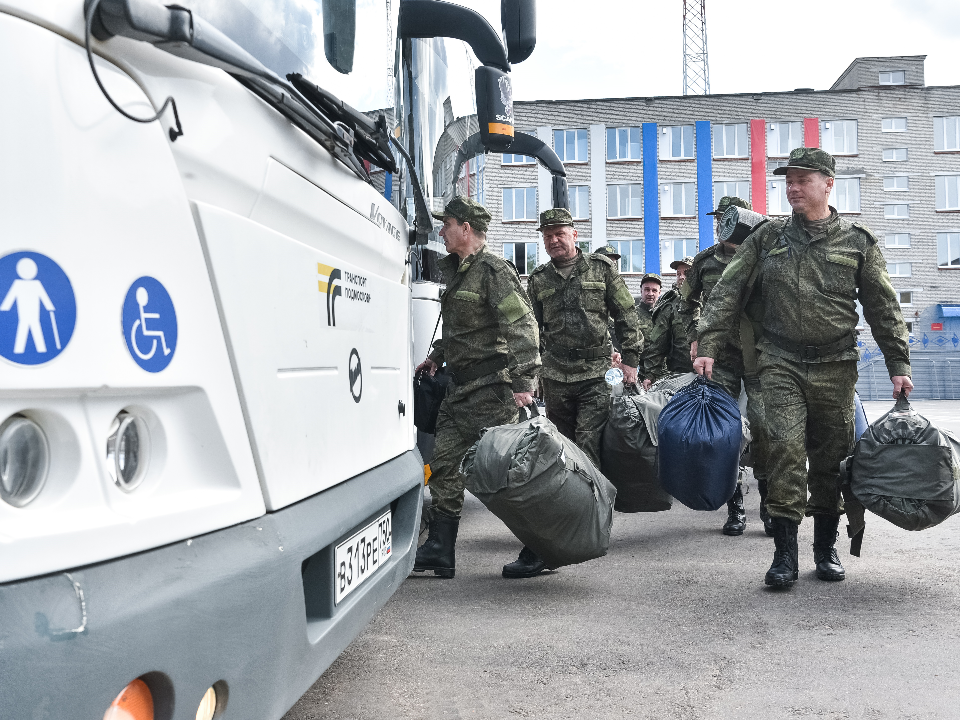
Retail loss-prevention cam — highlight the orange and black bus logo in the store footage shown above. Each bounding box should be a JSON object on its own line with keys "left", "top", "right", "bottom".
{"left": 318, "top": 263, "right": 341, "bottom": 326}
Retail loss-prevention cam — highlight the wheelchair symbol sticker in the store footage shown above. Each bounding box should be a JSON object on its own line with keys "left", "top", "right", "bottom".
{"left": 0, "top": 251, "right": 76, "bottom": 366}
{"left": 122, "top": 277, "right": 177, "bottom": 372}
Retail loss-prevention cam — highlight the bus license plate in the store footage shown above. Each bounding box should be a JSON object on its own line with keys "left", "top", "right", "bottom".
{"left": 335, "top": 511, "right": 392, "bottom": 605}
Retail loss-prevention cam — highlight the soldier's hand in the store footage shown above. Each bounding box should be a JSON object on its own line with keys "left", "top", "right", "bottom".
{"left": 513, "top": 391, "right": 535, "bottom": 408}
{"left": 693, "top": 356, "right": 714, "bottom": 380}
{"left": 642, "top": 378, "right": 652, "bottom": 391}
{"left": 892, "top": 375, "right": 914, "bottom": 399}
{"left": 622, "top": 365, "right": 639, "bottom": 385}
{"left": 415, "top": 358, "right": 438, "bottom": 377}
{"left": 611, "top": 351, "right": 622, "bottom": 366}
{"left": 690, "top": 340, "right": 698, "bottom": 363}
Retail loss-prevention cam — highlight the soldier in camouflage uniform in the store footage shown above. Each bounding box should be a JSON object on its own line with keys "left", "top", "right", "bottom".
{"left": 680, "top": 196, "right": 770, "bottom": 537}
{"left": 695, "top": 149, "right": 913, "bottom": 588}
{"left": 413, "top": 197, "right": 542, "bottom": 579}
{"left": 528, "top": 209, "right": 643, "bottom": 474}
{"left": 642, "top": 257, "right": 696, "bottom": 387}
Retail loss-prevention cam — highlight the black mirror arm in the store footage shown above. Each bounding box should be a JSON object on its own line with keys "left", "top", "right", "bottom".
{"left": 398, "top": 0, "right": 510, "bottom": 72}
{"left": 390, "top": 136, "right": 435, "bottom": 245}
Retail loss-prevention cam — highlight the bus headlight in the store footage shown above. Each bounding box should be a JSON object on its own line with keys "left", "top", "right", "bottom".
{"left": 106, "top": 411, "right": 149, "bottom": 492}
{"left": 0, "top": 414, "right": 50, "bottom": 508}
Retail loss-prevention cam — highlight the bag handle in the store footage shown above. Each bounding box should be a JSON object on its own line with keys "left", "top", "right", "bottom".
{"left": 521, "top": 403, "right": 541, "bottom": 420}
{"left": 416, "top": 312, "right": 443, "bottom": 379}
{"left": 894, "top": 388, "right": 911, "bottom": 412}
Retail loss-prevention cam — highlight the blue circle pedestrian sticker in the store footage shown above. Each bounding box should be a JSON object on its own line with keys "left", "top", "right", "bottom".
{"left": 0, "top": 252, "right": 76, "bottom": 366}
{"left": 122, "top": 277, "right": 177, "bottom": 373}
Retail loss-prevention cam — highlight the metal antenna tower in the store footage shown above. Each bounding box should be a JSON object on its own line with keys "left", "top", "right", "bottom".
{"left": 682, "top": 0, "right": 710, "bottom": 95}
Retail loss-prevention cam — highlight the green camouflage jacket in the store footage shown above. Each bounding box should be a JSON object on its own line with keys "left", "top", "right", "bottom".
{"left": 608, "top": 299, "right": 653, "bottom": 353}
{"left": 527, "top": 251, "right": 642, "bottom": 382}
{"left": 428, "top": 245, "right": 541, "bottom": 393}
{"left": 642, "top": 287, "right": 697, "bottom": 382}
{"left": 698, "top": 212, "right": 911, "bottom": 377}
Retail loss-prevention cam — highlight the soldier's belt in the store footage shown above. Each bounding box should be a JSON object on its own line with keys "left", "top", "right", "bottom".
{"left": 448, "top": 355, "right": 510, "bottom": 384}
{"left": 549, "top": 344, "right": 609, "bottom": 361}
{"left": 764, "top": 330, "right": 856, "bottom": 362}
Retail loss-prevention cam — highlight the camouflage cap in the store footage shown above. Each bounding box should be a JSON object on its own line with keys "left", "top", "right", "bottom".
{"left": 537, "top": 207, "right": 575, "bottom": 231}
{"left": 669, "top": 256, "right": 694, "bottom": 270}
{"left": 772, "top": 147, "right": 836, "bottom": 178}
{"left": 431, "top": 196, "right": 492, "bottom": 233}
{"left": 594, "top": 244, "right": 621, "bottom": 260}
{"left": 640, "top": 273, "right": 662, "bottom": 286}
{"left": 707, "top": 196, "right": 752, "bottom": 216}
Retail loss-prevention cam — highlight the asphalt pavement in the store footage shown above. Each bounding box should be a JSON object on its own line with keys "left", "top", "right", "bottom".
{"left": 284, "top": 400, "right": 960, "bottom": 720}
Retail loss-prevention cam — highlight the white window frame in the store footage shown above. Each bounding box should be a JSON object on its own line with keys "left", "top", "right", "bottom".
{"left": 607, "top": 184, "right": 643, "bottom": 219}
{"left": 885, "top": 233, "right": 911, "bottom": 248}
{"left": 660, "top": 182, "right": 697, "bottom": 217}
{"left": 882, "top": 117, "right": 907, "bottom": 133}
{"left": 766, "top": 121, "right": 802, "bottom": 158}
{"left": 502, "top": 186, "right": 538, "bottom": 222}
{"left": 936, "top": 175, "right": 960, "bottom": 211}
{"left": 607, "top": 126, "right": 642, "bottom": 161}
{"left": 660, "top": 238, "right": 698, "bottom": 276}
{"left": 883, "top": 175, "right": 909, "bottom": 192}
{"left": 608, "top": 240, "right": 645, "bottom": 274}
{"left": 713, "top": 123, "right": 748, "bottom": 158}
{"left": 767, "top": 178, "right": 791, "bottom": 216}
{"left": 882, "top": 148, "right": 908, "bottom": 162}
{"left": 897, "top": 290, "right": 914, "bottom": 306}
{"left": 503, "top": 241, "right": 539, "bottom": 276}
{"left": 886, "top": 262, "right": 912, "bottom": 277}
{"left": 660, "top": 125, "right": 695, "bottom": 160}
{"left": 554, "top": 128, "right": 588, "bottom": 163}
{"left": 879, "top": 70, "right": 905, "bottom": 85}
{"left": 937, "top": 232, "right": 960, "bottom": 268}
{"left": 884, "top": 203, "right": 910, "bottom": 219}
{"left": 713, "top": 180, "right": 750, "bottom": 206}
{"left": 830, "top": 176, "right": 861, "bottom": 214}
{"left": 935, "top": 117, "right": 960, "bottom": 152}
{"left": 820, "top": 119, "right": 858, "bottom": 155}
{"left": 502, "top": 152, "right": 536, "bottom": 165}
{"left": 569, "top": 185, "right": 590, "bottom": 220}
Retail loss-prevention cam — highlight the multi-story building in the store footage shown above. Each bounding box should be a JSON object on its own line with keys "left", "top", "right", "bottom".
{"left": 433, "top": 55, "right": 960, "bottom": 398}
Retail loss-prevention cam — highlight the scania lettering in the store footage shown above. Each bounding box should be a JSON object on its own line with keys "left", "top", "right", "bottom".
{"left": 0, "top": 0, "right": 537, "bottom": 718}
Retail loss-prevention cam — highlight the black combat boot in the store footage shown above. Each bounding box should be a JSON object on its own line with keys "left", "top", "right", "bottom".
{"left": 812, "top": 514, "right": 846, "bottom": 581}
{"left": 764, "top": 517, "right": 799, "bottom": 587}
{"left": 502, "top": 546, "right": 546, "bottom": 579}
{"left": 412, "top": 514, "right": 459, "bottom": 578}
{"left": 722, "top": 482, "right": 747, "bottom": 536}
{"left": 757, "top": 477, "right": 775, "bottom": 537}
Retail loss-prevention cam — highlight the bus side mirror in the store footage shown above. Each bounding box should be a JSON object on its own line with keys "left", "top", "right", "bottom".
{"left": 475, "top": 66, "right": 514, "bottom": 152}
{"left": 501, "top": 0, "right": 536, "bottom": 64}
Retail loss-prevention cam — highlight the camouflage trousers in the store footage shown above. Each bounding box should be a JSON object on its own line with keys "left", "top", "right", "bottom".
{"left": 711, "top": 361, "right": 770, "bottom": 485}
{"left": 758, "top": 355, "right": 858, "bottom": 524}
{"left": 541, "top": 376, "right": 609, "bottom": 469}
{"left": 430, "top": 382, "right": 519, "bottom": 519}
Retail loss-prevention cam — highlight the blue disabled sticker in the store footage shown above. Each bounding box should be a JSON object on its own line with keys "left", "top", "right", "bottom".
{"left": 0, "top": 252, "right": 77, "bottom": 366}
{"left": 122, "top": 277, "right": 177, "bottom": 373}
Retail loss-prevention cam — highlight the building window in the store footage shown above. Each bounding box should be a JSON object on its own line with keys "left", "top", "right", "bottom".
{"left": 713, "top": 123, "right": 748, "bottom": 158}
{"left": 576, "top": 241, "right": 592, "bottom": 254}
{"left": 607, "top": 127, "right": 641, "bottom": 161}
{"left": 820, "top": 119, "right": 858, "bottom": 155}
{"left": 886, "top": 262, "right": 912, "bottom": 277}
{"left": 502, "top": 153, "right": 535, "bottom": 165}
{"left": 503, "top": 242, "right": 539, "bottom": 276}
{"left": 934, "top": 117, "right": 960, "bottom": 152}
{"left": 882, "top": 148, "right": 908, "bottom": 162}
{"left": 938, "top": 232, "right": 960, "bottom": 267}
{"left": 608, "top": 240, "right": 644, "bottom": 274}
{"left": 767, "top": 121, "right": 802, "bottom": 157}
{"left": 884, "top": 204, "right": 910, "bottom": 219}
{"left": 885, "top": 233, "right": 911, "bottom": 248}
{"left": 607, "top": 184, "right": 643, "bottom": 218}
{"left": 569, "top": 185, "right": 590, "bottom": 220}
{"left": 660, "top": 182, "right": 696, "bottom": 216}
{"left": 660, "top": 239, "right": 697, "bottom": 275}
{"left": 879, "top": 70, "right": 905, "bottom": 85}
{"left": 830, "top": 177, "right": 861, "bottom": 213}
{"left": 502, "top": 187, "right": 537, "bottom": 221}
{"left": 768, "top": 179, "right": 791, "bottom": 215}
{"left": 884, "top": 175, "right": 909, "bottom": 191}
{"left": 898, "top": 291, "right": 913, "bottom": 306}
{"left": 936, "top": 175, "right": 960, "bottom": 211}
{"left": 554, "top": 129, "right": 588, "bottom": 163}
{"left": 713, "top": 180, "right": 750, "bottom": 205}
{"left": 456, "top": 154, "right": 485, "bottom": 205}
{"left": 660, "top": 125, "right": 695, "bottom": 160}
{"left": 882, "top": 117, "right": 907, "bottom": 132}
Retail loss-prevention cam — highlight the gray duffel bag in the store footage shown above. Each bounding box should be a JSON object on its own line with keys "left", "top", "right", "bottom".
{"left": 839, "top": 392, "right": 960, "bottom": 555}
{"left": 461, "top": 406, "right": 616, "bottom": 569}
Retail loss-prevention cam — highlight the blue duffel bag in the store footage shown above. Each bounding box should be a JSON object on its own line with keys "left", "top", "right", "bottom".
{"left": 657, "top": 376, "right": 742, "bottom": 511}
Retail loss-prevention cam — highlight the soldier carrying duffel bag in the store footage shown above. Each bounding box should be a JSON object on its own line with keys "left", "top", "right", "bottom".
{"left": 460, "top": 405, "right": 617, "bottom": 570}
{"left": 839, "top": 391, "right": 960, "bottom": 556}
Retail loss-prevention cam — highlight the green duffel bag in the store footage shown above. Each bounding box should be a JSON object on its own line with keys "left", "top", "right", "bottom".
{"left": 460, "top": 406, "right": 616, "bottom": 569}
{"left": 839, "top": 392, "right": 960, "bottom": 555}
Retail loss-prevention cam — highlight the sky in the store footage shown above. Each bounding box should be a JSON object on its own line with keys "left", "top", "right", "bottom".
{"left": 453, "top": 0, "right": 960, "bottom": 102}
